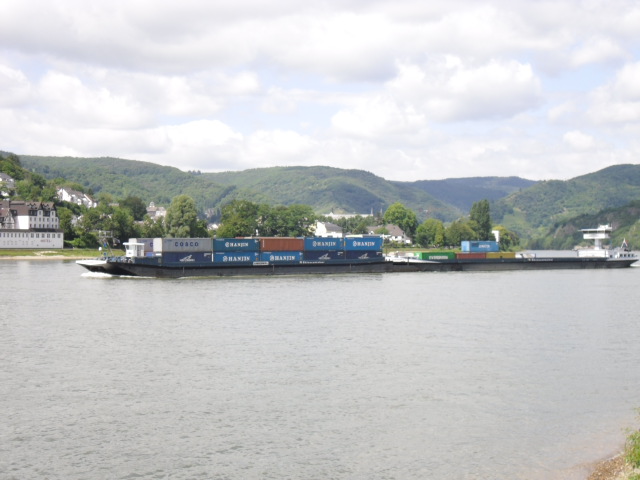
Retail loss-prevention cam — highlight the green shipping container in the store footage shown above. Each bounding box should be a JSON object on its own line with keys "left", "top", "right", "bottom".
{"left": 417, "top": 251, "right": 456, "bottom": 261}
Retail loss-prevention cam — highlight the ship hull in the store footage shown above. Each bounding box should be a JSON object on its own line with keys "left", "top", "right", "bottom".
{"left": 85, "top": 259, "right": 394, "bottom": 278}
{"left": 77, "top": 256, "right": 636, "bottom": 278}
{"left": 390, "top": 256, "right": 636, "bottom": 272}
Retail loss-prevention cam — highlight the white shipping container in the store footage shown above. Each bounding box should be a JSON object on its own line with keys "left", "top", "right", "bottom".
{"left": 153, "top": 237, "right": 213, "bottom": 253}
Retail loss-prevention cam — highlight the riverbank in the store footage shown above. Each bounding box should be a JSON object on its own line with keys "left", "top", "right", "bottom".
{"left": 0, "top": 248, "right": 122, "bottom": 260}
{"left": 588, "top": 453, "right": 634, "bottom": 480}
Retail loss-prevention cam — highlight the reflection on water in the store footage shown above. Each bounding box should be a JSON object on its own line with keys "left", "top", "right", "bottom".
{"left": 2, "top": 261, "right": 640, "bottom": 479}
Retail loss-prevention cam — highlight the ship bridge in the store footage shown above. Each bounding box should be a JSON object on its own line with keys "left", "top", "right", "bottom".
{"left": 578, "top": 224, "right": 612, "bottom": 258}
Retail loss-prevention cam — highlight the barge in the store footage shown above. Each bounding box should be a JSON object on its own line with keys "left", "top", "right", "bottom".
{"left": 77, "top": 226, "right": 637, "bottom": 278}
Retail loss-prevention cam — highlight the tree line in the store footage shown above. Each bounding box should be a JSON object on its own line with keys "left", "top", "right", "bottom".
{"left": 3, "top": 152, "right": 519, "bottom": 250}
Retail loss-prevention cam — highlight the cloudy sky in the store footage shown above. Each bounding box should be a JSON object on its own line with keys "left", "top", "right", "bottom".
{"left": 1, "top": 0, "right": 639, "bottom": 181}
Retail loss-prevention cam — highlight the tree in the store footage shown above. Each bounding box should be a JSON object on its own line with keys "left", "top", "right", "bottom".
{"left": 106, "top": 208, "right": 140, "bottom": 244}
{"left": 445, "top": 219, "right": 476, "bottom": 246}
{"left": 260, "top": 204, "right": 316, "bottom": 237}
{"left": 493, "top": 225, "right": 520, "bottom": 250}
{"left": 140, "top": 216, "right": 166, "bottom": 238}
{"left": 469, "top": 199, "right": 492, "bottom": 240}
{"left": 165, "top": 194, "right": 207, "bottom": 237}
{"left": 415, "top": 218, "right": 445, "bottom": 247}
{"left": 383, "top": 202, "right": 418, "bottom": 239}
{"left": 217, "top": 200, "right": 261, "bottom": 237}
{"left": 56, "top": 207, "right": 77, "bottom": 242}
{"left": 120, "top": 195, "right": 147, "bottom": 221}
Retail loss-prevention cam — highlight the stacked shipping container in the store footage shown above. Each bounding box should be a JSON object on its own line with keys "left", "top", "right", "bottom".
{"left": 151, "top": 236, "right": 384, "bottom": 266}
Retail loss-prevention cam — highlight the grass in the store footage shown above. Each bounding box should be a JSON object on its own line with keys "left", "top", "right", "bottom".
{"left": 627, "top": 429, "right": 640, "bottom": 467}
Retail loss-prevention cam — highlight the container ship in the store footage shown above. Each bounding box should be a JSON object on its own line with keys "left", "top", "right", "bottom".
{"left": 388, "top": 225, "right": 637, "bottom": 271}
{"left": 76, "top": 226, "right": 637, "bottom": 278}
{"left": 77, "top": 235, "right": 391, "bottom": 278}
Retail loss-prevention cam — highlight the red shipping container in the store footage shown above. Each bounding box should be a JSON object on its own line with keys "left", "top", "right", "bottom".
{"left": 456, "top": 252, "right": 486, "bottom": 259}
{"left": 259, "top": 237, "right": 305, "bottom": 251}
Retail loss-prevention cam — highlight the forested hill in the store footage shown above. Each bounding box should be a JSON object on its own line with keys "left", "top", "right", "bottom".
{"left": 19, "top": 156, "right": 465, "bottom": 220}
{"left": 403, "top": 176, "right": 536, "bottom": 212}
{"left": 18, "top": 155, "right": 243, "bottom": 211}
{"left": 17, "top": 154, "right": 640, "bottom": 238}
{"left": 492, "top": 164, "right": 640, "bottom": 235}
{"left": 203, "top": 166, "right": 461, "bottom": 220}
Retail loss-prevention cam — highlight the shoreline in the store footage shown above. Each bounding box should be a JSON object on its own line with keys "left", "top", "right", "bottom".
{"left": 0, "top": 256, "right": 90, "bottom": 260}
{"left": 588, "top": 453, "right": 631, "bottom": 480}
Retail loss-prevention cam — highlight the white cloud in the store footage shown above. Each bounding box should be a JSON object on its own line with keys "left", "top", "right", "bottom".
{"left": 1, "top": 0, "right": 640, "bottom": 181}
{"left": 331, "top": 95, "right": 425, "bottom": 138}
{"left": 0, "top": 64, "right": 31, "bottom": 107}
{"left": 570, "top": 35, "right": 626, "bottom": 67}
{"left": 388, "top": 58, "right": 542, "bottom": 122}
{"left": 589, "top": 61, "right": 640, "bottom": 123}
{"left": 563, "top": 130, "right": 596, "bottom": 150}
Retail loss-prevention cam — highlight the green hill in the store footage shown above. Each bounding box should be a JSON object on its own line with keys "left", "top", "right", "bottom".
{"left": 203, "top": 166, "right": 461, "bottom": 220}
{"left": 17, "top": 154, "right": 640, "bottom": 245}
{"left": 406, "top": 176, "right": 536, "bottom": 212}
{"left": 20, "top": 156, "right": 465, "bottom": 221}
{"left": 493, "top": 164, "right": 640, "bottom": 237}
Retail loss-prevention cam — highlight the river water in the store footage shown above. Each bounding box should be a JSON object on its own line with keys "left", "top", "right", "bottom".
{"left": 2, "top": 260, "right": 640, "bottom": 479}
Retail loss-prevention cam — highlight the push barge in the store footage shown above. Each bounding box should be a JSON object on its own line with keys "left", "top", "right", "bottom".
{"left": 77, "top": 226, "right": 637, "bottom": 278}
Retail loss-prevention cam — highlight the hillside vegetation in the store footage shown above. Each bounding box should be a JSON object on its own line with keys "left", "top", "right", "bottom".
{"left": 21, "top": 156, "right": 464, "bottom": 221}
{"left": 14, "top": 153, "right": 640, "bottom": 247}
{"left": 493, "top": 164, "right": 640, "bottom": 236}
{"left": 204, "top": 166, "right": 461, "bottom": 220}
{"left": 406, "top": 176, "right": 536, "bottom": 212}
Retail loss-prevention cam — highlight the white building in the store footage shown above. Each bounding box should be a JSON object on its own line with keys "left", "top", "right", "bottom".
{"left": 314, "top": 221, "right": 343, "bottom": 238}
{"left": 368, "top": 224, "right": 412, "bottom": 244}
{"left": 0, "top": 200, "right": 64, "bottom": 248}
{"left": 147, "top": 202, "right": 167, "bottom": 219}
{"left": 57, "top": 187, "right": 97, "bottom": 208}
{"left": 0, "top": 173, "right": 15, "bottom": 196}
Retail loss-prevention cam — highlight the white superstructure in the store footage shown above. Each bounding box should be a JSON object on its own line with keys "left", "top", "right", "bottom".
{"left": 578, "top": 224, "right": 635, "bottom": 259}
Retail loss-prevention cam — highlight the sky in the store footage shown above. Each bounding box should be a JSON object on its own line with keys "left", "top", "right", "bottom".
{"left": 1, "top": 0, "right": 640, "bottom": 182}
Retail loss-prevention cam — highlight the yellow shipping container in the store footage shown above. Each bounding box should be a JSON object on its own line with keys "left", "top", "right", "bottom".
{"left": 486, "top": 252, "right": 516, "bottom": 259}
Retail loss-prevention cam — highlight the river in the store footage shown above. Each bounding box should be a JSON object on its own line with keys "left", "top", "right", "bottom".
{"left": 2, "top": 260, "right": 640, "bottom": 479}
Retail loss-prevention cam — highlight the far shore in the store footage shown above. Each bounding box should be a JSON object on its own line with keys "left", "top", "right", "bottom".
{"left": 0, "top": 249, "right": 123, "bottom": 261}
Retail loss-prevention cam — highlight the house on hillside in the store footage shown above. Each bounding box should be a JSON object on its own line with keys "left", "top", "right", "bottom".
{"left": 314, "top": 221, "right": 343, "bottom": 238}
{"left": 146, "top": 202, "right": 167, "bottom": 219}
{"left": 0, "top": 172, "right": 15, "bottom": 197}
{"left": 368, "top": 224, "right": 412, "bottom": 244}
{"left": 0, "top": 200, "right": 64, "bottom": 248}
{"left": 57, "top": 187, "right": 97, "bottom": 208}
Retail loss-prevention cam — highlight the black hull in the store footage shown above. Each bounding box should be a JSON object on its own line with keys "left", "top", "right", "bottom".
{"left": 77, "top": 256, "right": 637, "bottom": 278}
{"left": 95, "top": 260, "right": 393, "bottom": 278}
{"left": 390, "top": 257, "right": 636, "bottom": 272}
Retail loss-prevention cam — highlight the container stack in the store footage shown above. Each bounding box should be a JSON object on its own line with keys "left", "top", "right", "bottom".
{"left": 153, "top": 238, "right": 214, "bottom": 263}
{"left": 457, "top": 240, "right": 499, "bottom": 260}
{"left": 213, "top": 238, "right": 260, "bottom": 264}
{"left": 150, "top": 236, "right": 384, "bottom": 266}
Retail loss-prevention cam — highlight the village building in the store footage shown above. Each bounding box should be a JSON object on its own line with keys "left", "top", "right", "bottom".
{"left": 0, "top": 172, "right": 16, "bottom": 197}
{"left": 368, "top": 224, "right": 412, "bottom": 244}
{"left": 146, "top": 202, "right": 167, "bottom": 219}
{"left": 0, "top": 200, "right": 64, "bottom": 249}
{"left": 56, "top": 187, "right": 97, "bottom": 208}
{"left": 314, "top": 221, "right": 344, "bottom": 238}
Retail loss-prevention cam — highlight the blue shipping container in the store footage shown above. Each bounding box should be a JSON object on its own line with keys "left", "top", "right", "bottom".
{"left": 162, "top": 252, "right": 212, "bottom": 263}
{"left": 345, "top": 250, "right": 383, "bottom": 260}
{"left": 213, "top": 252, "right": 260, "bottom": 263}
{"left": 461, "top": 241, "right": 499, "bottom": 253}
{"left": 303, "top": 237, "right": 344, "bottom": 251}
{"left": 345, "top": 236, "right": 384, "bottom": 251}
{"left": 214, "top": 238, "right": 260, "bottom": 252}
{"left": 260, "top": 251, "right": 303, "bottom": 263}
{"left": 303, "top": 250, "right": 345, "bottom": 261}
